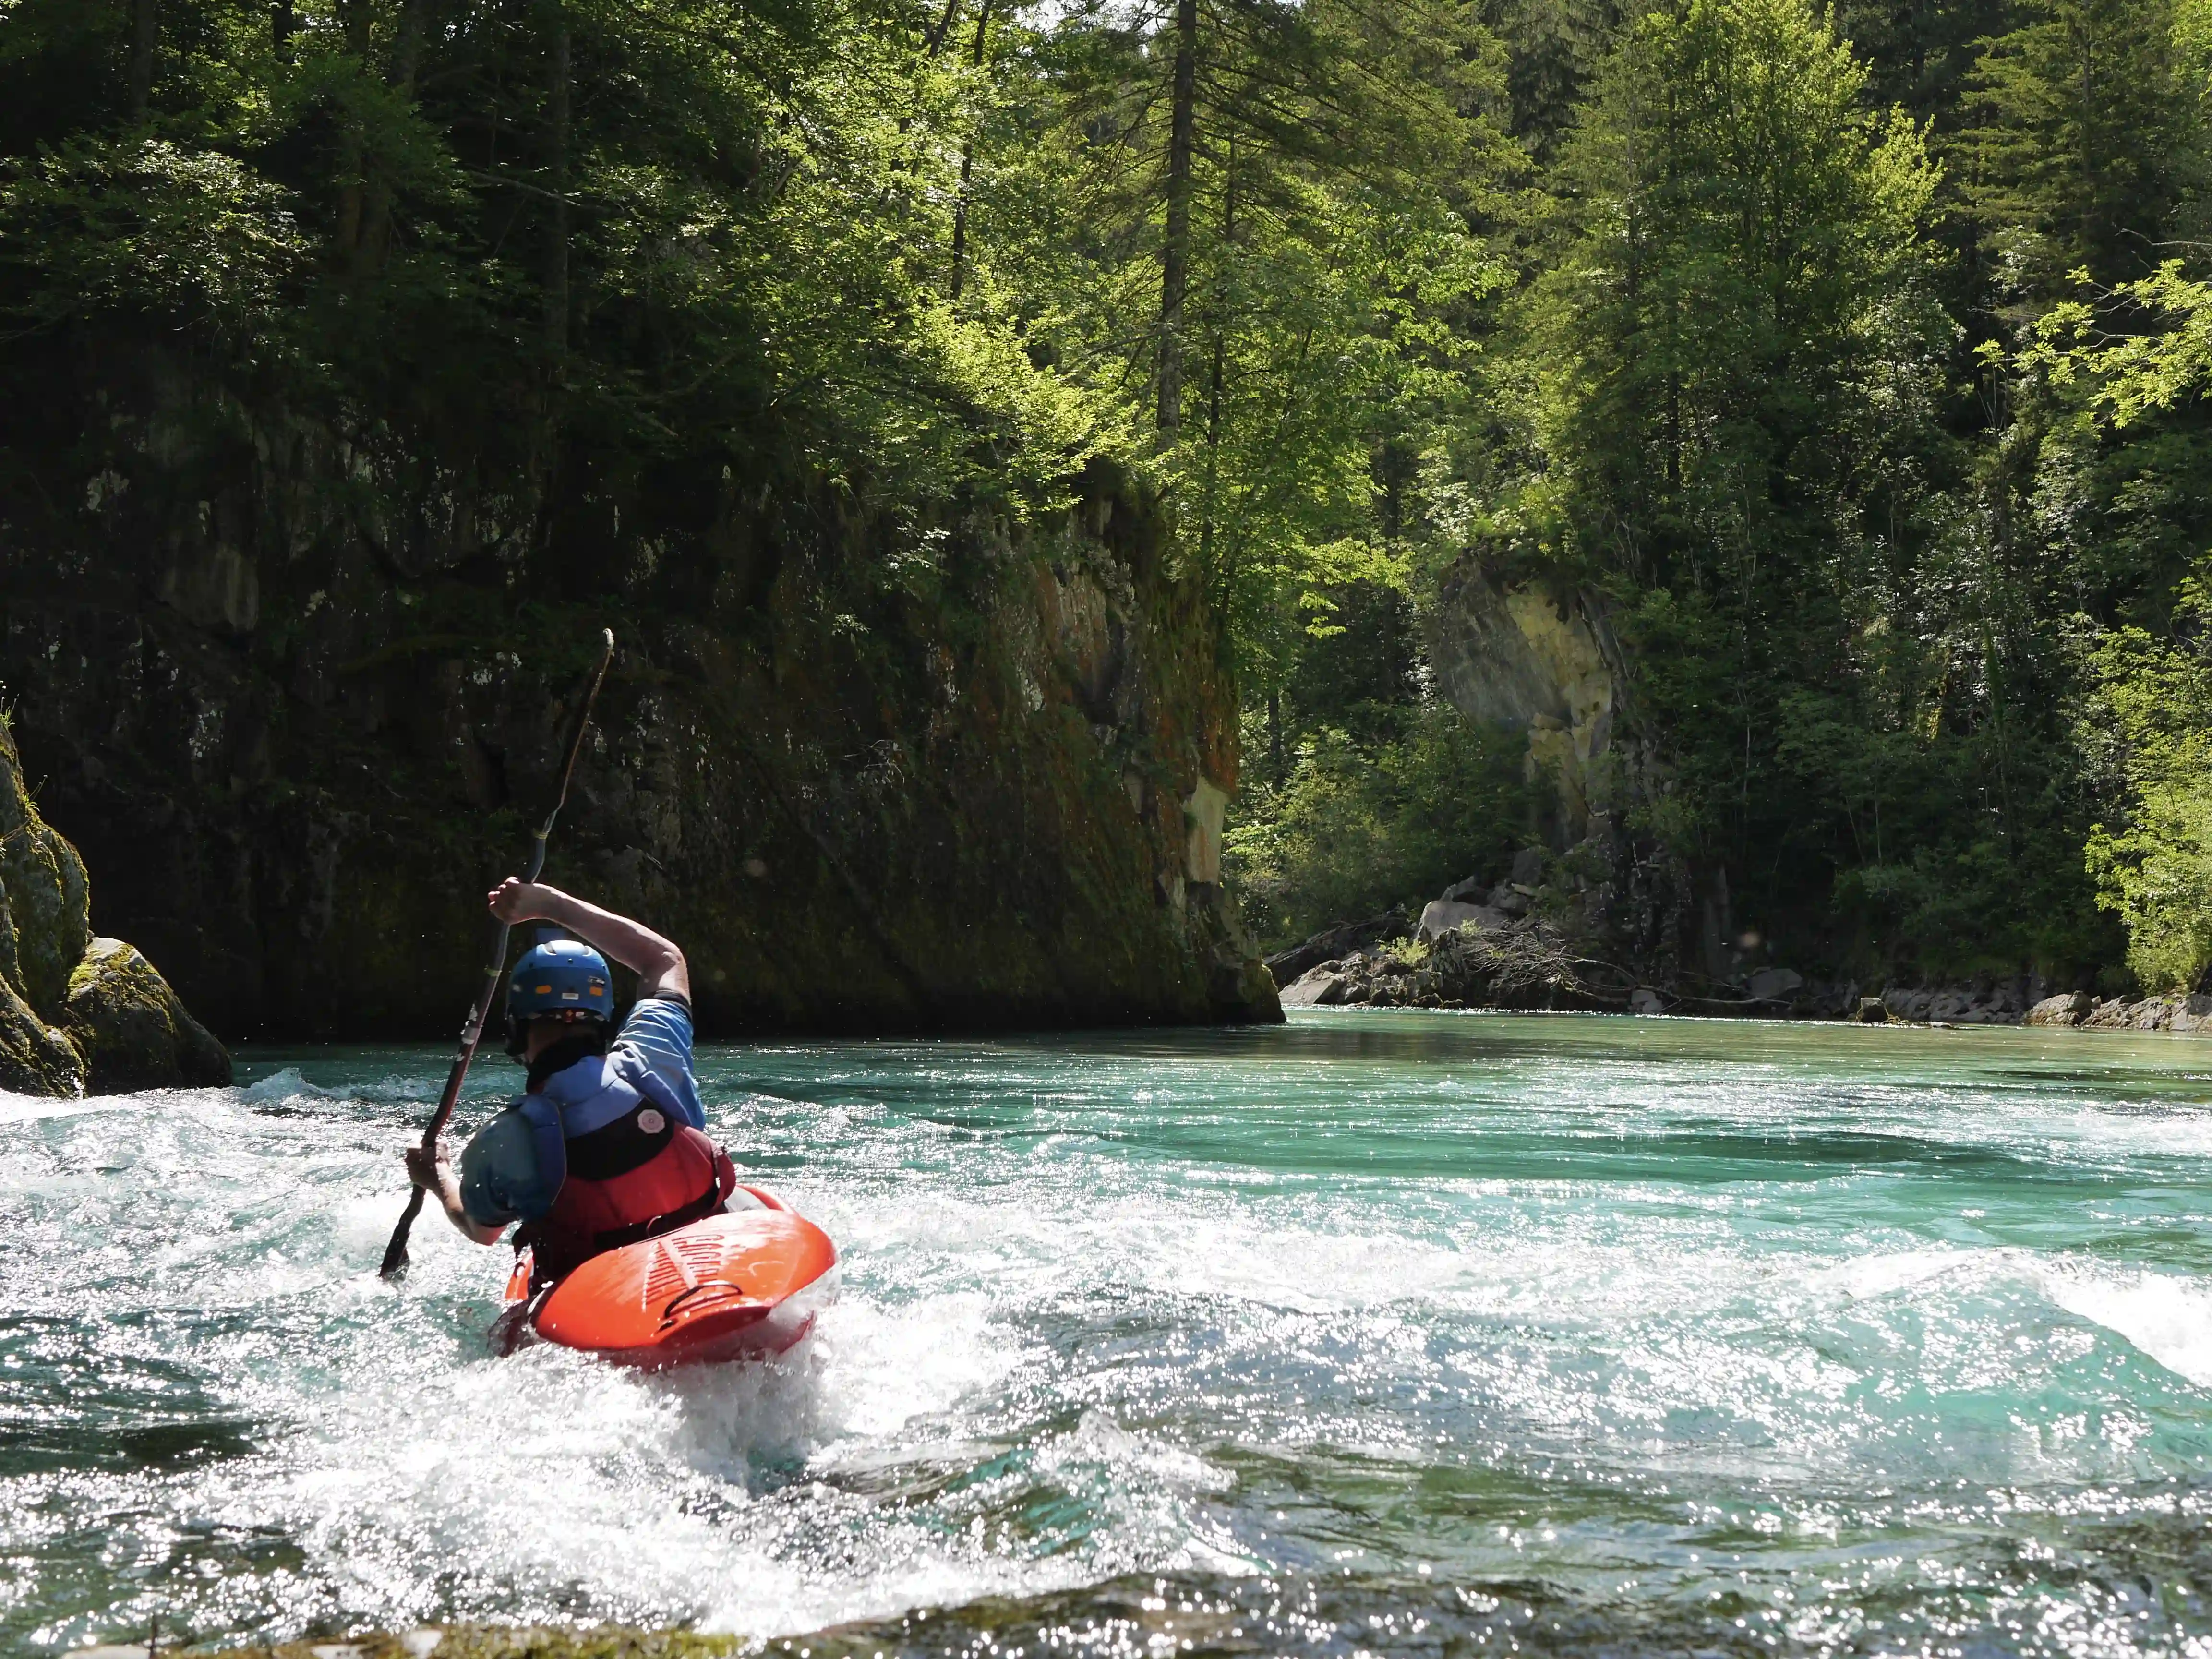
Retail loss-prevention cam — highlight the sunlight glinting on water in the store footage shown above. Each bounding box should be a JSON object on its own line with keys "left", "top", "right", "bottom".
{"left": 3, "top": 1011, "right": 2211, "bottom": 1656}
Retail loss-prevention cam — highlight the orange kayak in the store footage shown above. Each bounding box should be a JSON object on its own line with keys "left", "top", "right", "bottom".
{"left": 493, "top": 1188, "right": 837, "bottom": 1366}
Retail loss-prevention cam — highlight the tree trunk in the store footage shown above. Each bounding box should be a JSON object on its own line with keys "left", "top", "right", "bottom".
{"left": 129, "top": 0, "right": 156, "bottom": 120}
{"left": 336, "top": 0, "right": 368, "bottom": 259}
{"left": 545, "top": 7, "right": 572, "bottom": 359}
{"left": 358, "top": 0, "right": 424, "bottom": 276}
{"left": 1196, "top": 136, "right": 1234, "bottom": 573}
{"left": 948, "top": 2, "right": 992, "bottom": 301}
{"left": 272, "top": 0, "right": 295, "bottom": 62}
{"left": 1157, "top": 0, "right": 1198, "bottom": 434}
{"left": 926, "top": 0, "right": 962, "bottom": 54}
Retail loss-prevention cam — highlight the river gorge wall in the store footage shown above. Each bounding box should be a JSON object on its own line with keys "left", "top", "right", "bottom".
{"left": 0, "top": 347, "right": 1276, "bottom": 1042}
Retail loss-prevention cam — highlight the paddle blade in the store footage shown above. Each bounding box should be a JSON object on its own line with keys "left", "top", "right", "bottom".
{"left": 380, "top": 1184, "right": 428, "bottom": 1279}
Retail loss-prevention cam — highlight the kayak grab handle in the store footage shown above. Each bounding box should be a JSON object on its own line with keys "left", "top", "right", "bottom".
{"left": 658, "top": 1281, "right": 766, "bottom": 1331}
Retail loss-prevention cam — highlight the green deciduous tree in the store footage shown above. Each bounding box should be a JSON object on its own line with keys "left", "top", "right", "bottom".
{"left": 2080, "top": 585, "right": 2212, "bottom": 992}
{"left": 0, "top": 0, "right": 1103, "bottom": 558}
{"left": 968, "top": 0, "right": 1516, "bottom": 679}
{"left": 2022, "top": 263, "right": 2212, "bottom": 987}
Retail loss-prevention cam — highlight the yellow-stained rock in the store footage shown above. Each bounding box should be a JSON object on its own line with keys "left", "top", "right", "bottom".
{"left": 1425, "top": 566, "right": 1617, "bottom": 838}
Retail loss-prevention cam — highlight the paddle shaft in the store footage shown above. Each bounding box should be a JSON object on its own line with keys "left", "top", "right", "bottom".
{"left": 379, "top": 630, "right": 615, "bottom": 1280}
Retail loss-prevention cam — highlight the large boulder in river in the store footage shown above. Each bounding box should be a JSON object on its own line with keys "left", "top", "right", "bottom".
{"left": 1745, "top": 967, "right": 1803, "bottom": 1002}
{"left": 1279, "top": 965, "right": 1355, "bottom": 1007}
{"left": 65, "top": 938, "right": 233, "bottom": 1093}
{"left": 1286, "top": 917, "right": 1634, "bottom": 1013}
{"left": 0, "top": 712, "right": 228, "bottom": 1095}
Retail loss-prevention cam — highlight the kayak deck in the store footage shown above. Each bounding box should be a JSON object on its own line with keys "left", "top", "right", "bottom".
{"left": 496, "top": 1189, "right": 836, "bottom": 1366}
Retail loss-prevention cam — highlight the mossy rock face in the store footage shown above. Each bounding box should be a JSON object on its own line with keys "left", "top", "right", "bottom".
{"left": 0, "top": 712, "right": 94, "bottom": 1093}
{"left": 0, "top": 970, "right": 84, "bottom": 1094}
{"left": 0, "top": 713, "right": 93, "bottom": 1019}
{"left": 64, "top": 937, "right": 233, "bottom": 1094}
{"left": 0, "top": 374, "right": 1281, "bottom": 1042}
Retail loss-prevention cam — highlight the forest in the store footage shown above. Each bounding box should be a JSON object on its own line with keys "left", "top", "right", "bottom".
{"left": 6, "top": 0, "right": 2212, "bottom": 1006}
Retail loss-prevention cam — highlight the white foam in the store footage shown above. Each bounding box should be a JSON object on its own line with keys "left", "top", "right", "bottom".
{"left": 2037, "top": 1265, "right": 2212, "bottom": 1387}
{"left": 243, "top": 1066, "right": 328, "bottom": 1103}
{"left": 1820, "top": 1246, "right": 1981, "bottom": 1301}
{"left": 0, "top": 1095, "right": 111, "bottom": 1126}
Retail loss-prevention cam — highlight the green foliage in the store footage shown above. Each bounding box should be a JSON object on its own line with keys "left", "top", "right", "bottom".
{"left": 1224, "top": 700, "right": 1531, "bottom": 948}
{"left": 1377, "top": 0, "right": 2131, "bottom": 984}
{"left": 2080, "top": 589, "right": 2212, "bottom": 992}
{"left": 1527, "top": 0, "right": 1943, "bottom": 602}
{"left": 0, "top": 137, "right": 305, "bottom": 328}
{"left": 2032, "top": 269, "right": 2212, "bottom": 990}
{"left": 1962, "top": 0, "right": 2198, "bottom": 293}
{"left": 1500, "top": 0, "right": 1977, "bottom": 948}
{"left": 1831, "top": 0, "right": 2018, "bottom": 128}
{"left": 0, "top": 0, "right": 1105, "bottom": 527}
{"left": 8, "top": 0, "right": 2212, "bottom": 997}
{"left": 970, "top": 0, "right": 1516, "bottom": 677}
{"left": 1489, "top": 0, "right": 1623, "bottom": 162}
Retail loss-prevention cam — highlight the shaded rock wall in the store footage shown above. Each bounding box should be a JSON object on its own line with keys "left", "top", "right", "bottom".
{"left": 1423, "top": 564, "right": 1622, "bottom": 841}
{"left": 0, "top": 349, "right": 1277, "bottom": 1040}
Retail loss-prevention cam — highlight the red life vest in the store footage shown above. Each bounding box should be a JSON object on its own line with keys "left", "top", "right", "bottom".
{"left": 513, "top": 1050, "right": 737, "bottom": 1285}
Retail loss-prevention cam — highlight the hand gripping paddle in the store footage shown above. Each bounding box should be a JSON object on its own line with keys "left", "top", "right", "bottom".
{"left": 379, "top": 629, "right": 616, "bottom": 1280}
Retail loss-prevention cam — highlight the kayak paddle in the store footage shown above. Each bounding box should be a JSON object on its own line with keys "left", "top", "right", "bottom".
{"left": 379, "top": 628, "right": 617, "bottom": 1280}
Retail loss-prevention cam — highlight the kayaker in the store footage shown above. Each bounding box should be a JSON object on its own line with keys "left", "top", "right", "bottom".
{"left": 402, "top": 877, "right": 744, "bottom": 1284}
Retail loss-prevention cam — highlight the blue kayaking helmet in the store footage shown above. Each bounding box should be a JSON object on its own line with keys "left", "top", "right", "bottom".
{"left": 504, "top": 938, "right": 613, "bottom": 1057}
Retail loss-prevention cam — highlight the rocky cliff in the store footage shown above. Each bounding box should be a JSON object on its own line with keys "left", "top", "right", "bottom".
{"left": 0, "top": 712, "right": 230, "bottom": 1094}
{"left": 1424, "top": 563, "right": 1622, "bottom": 843}
{"left": 0, "top": 351, "right": 1276, "bottom": 1040}
{"left": 1419, "top": 560, "right": 1701, "bottom": 986}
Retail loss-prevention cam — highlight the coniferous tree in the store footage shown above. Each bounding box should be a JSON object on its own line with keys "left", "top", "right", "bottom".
{"left": 1962, "top": 0, "right": 2197, "bottom": 293}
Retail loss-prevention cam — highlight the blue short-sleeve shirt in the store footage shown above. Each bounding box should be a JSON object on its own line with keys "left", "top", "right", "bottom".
{"left": 610, "top": 995, "right": 705, "bottom": 1130}
{"left": 456, "top": 996, "right": 703, "bottom": 1229}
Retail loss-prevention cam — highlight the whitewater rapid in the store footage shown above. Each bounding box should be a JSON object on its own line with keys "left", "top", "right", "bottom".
{"left": 4, "top": 1013, "right": 2211, "bottom": 1656}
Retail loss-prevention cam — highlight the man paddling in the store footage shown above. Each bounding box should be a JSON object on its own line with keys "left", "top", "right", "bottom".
{"left": 403, "top": 877, "right": 744, "bottom": 1284}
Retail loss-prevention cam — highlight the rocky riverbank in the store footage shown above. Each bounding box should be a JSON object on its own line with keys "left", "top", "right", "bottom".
{"left": 1269, "top": 861, "right": 2211, "bottom": 1034}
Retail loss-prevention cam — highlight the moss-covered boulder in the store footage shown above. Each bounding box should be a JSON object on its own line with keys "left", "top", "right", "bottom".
{"left": 0, "top": 973, "right": 82, "bottom": 1094}
{"left": 0, "top": 712, "right": 229, "bottom": 1095}
{"left": 64, "top": 937, "right": 233, "bottom": 1092}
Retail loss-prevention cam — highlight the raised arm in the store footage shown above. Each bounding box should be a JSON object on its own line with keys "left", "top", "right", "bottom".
{"left": 486, "top": 878, "right": 691, "bottom": 1003}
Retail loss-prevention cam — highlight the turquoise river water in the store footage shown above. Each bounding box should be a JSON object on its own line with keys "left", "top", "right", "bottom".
{"left": 5, "top": 1010, "right": 2212, "bottom": 1658}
